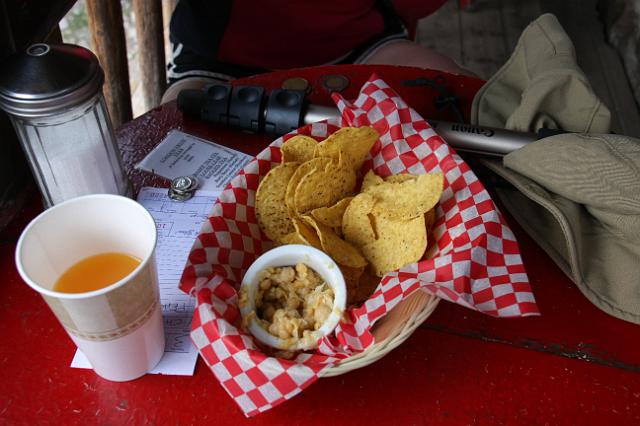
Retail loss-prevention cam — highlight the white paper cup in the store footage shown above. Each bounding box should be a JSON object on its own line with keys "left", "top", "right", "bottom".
{"left": 15, "top": 194, "right": 165, "bottom": 382}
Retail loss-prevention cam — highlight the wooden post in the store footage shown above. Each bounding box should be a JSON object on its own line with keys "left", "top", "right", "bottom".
{"left": 133, "top": 0, "right": 166, "bottom": 111}
{"left": 47, "top": 26, "right": 63, "bottom": 44}
{"left": 85, "top": 0, "right": 132, "bottom": 128}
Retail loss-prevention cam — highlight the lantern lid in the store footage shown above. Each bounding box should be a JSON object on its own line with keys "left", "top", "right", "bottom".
{"left": 0, "top": 43, "right": 104, "bottom": 117}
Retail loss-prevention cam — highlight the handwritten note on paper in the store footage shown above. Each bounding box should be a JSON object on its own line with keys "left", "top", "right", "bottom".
{"left": 71, "top": 187, "right": 219, "bottom": 375}
{"left": 135, "top": 130, "right": 252, "bottom": 192}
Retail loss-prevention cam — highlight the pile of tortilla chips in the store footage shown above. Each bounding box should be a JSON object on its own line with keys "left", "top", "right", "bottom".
{"left": 255, "top": 126, "right": 444, "bottom": 305}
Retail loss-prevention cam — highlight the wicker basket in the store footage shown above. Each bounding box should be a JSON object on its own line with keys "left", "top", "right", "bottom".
{"left": 323, "top": 291, "right": 440, "bottom": 377}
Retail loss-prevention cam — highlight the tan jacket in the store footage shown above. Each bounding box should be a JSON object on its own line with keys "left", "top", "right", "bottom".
{"left": 471, "top": 14, "right": 640, "bottom": 324}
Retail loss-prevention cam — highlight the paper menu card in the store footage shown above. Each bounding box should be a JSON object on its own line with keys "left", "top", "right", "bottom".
{"left": 71, "top": 187, "right": 219, "bottom": 375}
{"left": 135, "top": 129, "right": 252, "bottom": 192}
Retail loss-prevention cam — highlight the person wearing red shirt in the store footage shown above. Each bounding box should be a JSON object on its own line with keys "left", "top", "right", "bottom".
{"left": 162, "top": 0, "right": 471, "bottom": 102}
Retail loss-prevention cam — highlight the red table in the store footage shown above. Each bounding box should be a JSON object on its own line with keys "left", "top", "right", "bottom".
{"left": 1, "top": 65, "right": 639, "bottom": 425}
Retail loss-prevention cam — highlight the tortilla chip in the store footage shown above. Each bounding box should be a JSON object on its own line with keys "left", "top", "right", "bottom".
{"left": 294, "top": 156, "right": 356, "bottom": 214}
{"left": 281, "top": 135, "right": 317, "bottom": 163}
{"left": 314, "top": 126, "right": 379, "bottom": 171}
{"left": 285, "top": 157, "right": 331, "bottom": 219}
{"left": 255, "top": 162, "right": 299, "bottom": 241}
{"left": 291, "top": 217, "right": 322, "bottom": 249}
{"left": 361, "top": 170, "right": 384, "bottom": 192}
{"left": 361, "top": 214, "right": 427, "bottom": 277}
{"left": 279, "top": 231, "right": 306, "bottom": 245}
{"left": 384, "top": 173, "right": 417, "bottom": 184}
{"left": 310, "top": 197, "right": 353, "bottom": 228}
{"left": 367, "top": 172, "right": 444, "bottom": 221}
{"left": 302, "top": 216, "right": 367, "bottom": 268}
{"left": 342, "top": 192, "right": 377, "bottom": 247}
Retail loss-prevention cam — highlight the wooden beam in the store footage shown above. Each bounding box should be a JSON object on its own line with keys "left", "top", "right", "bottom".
{"left": 86, "top": 0, "right": 132, "bottom": 128}
{"left": 47, "top": 25, "right": 63, "bottom": 44}
{"left": 133, "top": 0, "right": 166, "bottom": 111}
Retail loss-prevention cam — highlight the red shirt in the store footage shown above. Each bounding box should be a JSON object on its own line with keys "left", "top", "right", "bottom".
{"left": 171, "top": 0, "right": 447, "bottom": 70}
{"left": 218, "top": 0, "right": 386, "bottom": 69}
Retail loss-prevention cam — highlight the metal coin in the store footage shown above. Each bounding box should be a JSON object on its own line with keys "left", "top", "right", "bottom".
{"left": 320, "top": 74, "right": 349, "bottom": 93}
{"left": 168, "top": 175, "right": 199, "bottom": 201}
{"left": 168, "top": 189, "right": 194, "bottom": 202}
{"left": 282, "top": 77, "right": 310, "bottom": 93}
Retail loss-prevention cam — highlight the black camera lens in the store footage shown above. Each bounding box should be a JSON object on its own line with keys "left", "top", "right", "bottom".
{"left": 275, "top": 90, "right": 302, "bottom": 107}
{"left": 237, "top": 87, "right": 261, "bottom": 103}
{"left": 208, "top": 85, "right": 229, "bottom": 101}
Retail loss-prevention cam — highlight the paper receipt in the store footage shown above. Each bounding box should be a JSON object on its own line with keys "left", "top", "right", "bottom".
{"left": 136, "top": 129, "right": 252, "bottom": 192}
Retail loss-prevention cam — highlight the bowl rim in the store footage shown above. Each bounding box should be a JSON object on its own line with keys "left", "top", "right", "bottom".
{"left": 239, "top": 244, "right": 347, "bottom": 351}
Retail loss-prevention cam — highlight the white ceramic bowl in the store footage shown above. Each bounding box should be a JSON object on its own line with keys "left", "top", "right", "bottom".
{"left": 239, "top": 244, "right": 346, "bottom": 351}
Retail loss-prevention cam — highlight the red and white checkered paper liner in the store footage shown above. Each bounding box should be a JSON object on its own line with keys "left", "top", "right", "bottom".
{"left": 179, "top": 75, "right": 539, "bottom": 416}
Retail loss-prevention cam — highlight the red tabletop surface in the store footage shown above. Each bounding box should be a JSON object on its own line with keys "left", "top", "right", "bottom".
{"left": 1, "top": 65, "right": 639, "bottom": 425}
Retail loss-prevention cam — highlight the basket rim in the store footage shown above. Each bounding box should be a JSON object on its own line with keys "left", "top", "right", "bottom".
{"left": 322, "top": 292, "right": 440, "bottom": 377}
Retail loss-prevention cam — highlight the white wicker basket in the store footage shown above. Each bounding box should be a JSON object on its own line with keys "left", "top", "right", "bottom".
{"left": 323, "top": 291, "right": 440, "bottom": 377}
